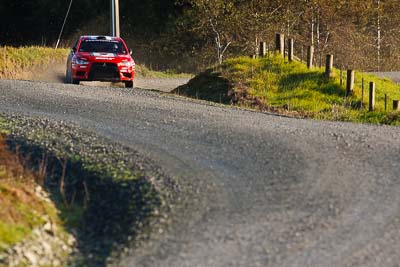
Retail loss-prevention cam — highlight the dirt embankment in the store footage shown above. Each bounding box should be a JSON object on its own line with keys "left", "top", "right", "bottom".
{"left": 0, "top": 115, "right": 177, "bottom": 266}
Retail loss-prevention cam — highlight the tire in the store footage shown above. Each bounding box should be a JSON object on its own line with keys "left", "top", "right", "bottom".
{"left": 66, "top": 66, "right": 79, "bottom": 85}
{"left": 65, "top": 67, "right": 72, "bottom": 84}
{"left": 125, "top": 81, "right": 134, "bottom": 88}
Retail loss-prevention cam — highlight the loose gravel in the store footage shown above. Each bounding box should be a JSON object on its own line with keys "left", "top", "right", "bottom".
{"left": 0, "top": 113, "right": 184, "bottom": 266}
{"left": 0, "top": 79, "right": 400, "bottom": 267}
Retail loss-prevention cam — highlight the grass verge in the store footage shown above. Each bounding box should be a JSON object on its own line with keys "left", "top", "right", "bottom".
{"left": 136, "top": 64, "right": 192, "bottom": 79}
{"left": 175, "top": 55, "right": 400, "bottom": 125}
{"left": 0, "top": 135, "right": 58, "bottom": 254}
{"left": 0, "top": 46, "right": 69, "bottom": 80}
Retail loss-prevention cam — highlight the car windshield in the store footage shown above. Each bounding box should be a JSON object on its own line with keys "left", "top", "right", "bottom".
{"left": 79, "top": 40, "right": 127, "bottom": 54}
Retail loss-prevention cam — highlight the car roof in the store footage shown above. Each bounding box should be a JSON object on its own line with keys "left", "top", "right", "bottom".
{"left": 80, "top": 36, "right": 123, "bottom": 42}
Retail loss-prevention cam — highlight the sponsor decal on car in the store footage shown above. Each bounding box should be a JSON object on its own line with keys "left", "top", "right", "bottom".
{"left": 92, "top": 53, "right": 116, "bottom": 57}
{"left": 91, "top": 52, "right": 116, "bottom": 60}
{"left": 95, "top": 57, "right": 114, "bottom": 60}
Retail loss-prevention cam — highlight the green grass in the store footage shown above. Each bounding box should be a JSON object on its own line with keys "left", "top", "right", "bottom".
{"left": 136, "top": 64, "right": 192, "bottom": 79}
{"left": 0, "top": 221, "right": 31, "bottom": 250}
{"left": 0, "top": 134, "right": 61, "bottom": 254}
{"left": 176, "top": 54, "right": 400, "bottom": 125}
{"left": 0, "top": 46, "right": 69, "bottom": 79}
{"left": 0, "top": 183, "right": 49, "bottom": 253}
{"left": 58, "top": 203, "right": 85, "bottom": 230}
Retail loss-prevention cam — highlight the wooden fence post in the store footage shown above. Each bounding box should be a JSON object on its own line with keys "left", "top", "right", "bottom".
{"left": 288, "top": 38, "right": 294, "bottom": 62}
{"left": 340, "top": 66, "right": 343, "bottom": 86}
{"left": 259, "top": 42, "right": 266, "bottom": 57}
{"left": 393, "top": 100, "right": 400, "bottom": 111}
{"left": 325, "top": 54, "right": 333, "bottom": 78}
{"left": 385, "top": 94, "right": 388, "bottom": 111}
{"left": 276, "top": 33, "right": 285, "bottom": 57}
{"left": 361, "top": 78, "right": 365, "bottom": 109}
{"left": 346, "top": 70, "right": 355, "bottom": 96}
{"left": 307, "top": 46, "right": 314, "bottom": 69}
{"left": 369, "top": 82, "right": 375, "bottom": 112}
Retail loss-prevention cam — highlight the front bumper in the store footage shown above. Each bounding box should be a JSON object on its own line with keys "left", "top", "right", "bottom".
{"left": 72, "top": 62, "right": 135, "bottom": 82}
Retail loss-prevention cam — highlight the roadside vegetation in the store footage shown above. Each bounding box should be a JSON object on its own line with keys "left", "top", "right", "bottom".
{"left": 175, "top": 55, "right": 400, "bottom": 125}
{"left": 0, "top": 116, "right": 168, "bottom": 266}
{"left": 135, "top": 64, "right": 192, "bottom": 79}
{"left": 0, "top": 46, "right": 189, "bottom": 81}
{"left": 0, "top": 46, "right": 69, "bottom": 80}
{"left": 0, "top": 134, "right": 59, "bottom": 254}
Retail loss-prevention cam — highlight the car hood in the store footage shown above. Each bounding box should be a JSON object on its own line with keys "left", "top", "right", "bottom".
{"left": 77, "top": 52, "right": 133, "bottom": 63}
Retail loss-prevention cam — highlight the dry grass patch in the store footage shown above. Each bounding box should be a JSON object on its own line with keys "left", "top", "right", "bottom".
{"left": 0, "top": 135, "right": 53, "bottom": 252}
{"left": 0, "top": 46, "right": 69, "bottom": 80}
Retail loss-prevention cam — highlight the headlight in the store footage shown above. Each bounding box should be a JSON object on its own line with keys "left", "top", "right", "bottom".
{"left": 119, "top": 61, "right": 133, "bottom": 67}
{"left": 73, "top": 57, "right": 89, "bottom": 65}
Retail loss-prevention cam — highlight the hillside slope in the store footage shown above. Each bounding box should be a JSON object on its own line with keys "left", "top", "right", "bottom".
{"left": 175, "top": 55, "right": 400, "bottom": 125}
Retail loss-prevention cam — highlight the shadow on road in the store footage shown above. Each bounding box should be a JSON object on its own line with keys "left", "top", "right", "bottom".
{"left": 6, "top": 137, "right": 160, "bottom": 267}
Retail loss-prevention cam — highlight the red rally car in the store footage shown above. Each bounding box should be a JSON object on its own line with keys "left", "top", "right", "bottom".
{"left": 66, "top": 36, "right": 135, "bottom": 88}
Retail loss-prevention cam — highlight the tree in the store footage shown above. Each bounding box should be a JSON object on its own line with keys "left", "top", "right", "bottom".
{"left": 175, "top": 0, "right": 238, "bottom": 64}
{"left": 2, "top": 0, "right": 400, "bottom": 71}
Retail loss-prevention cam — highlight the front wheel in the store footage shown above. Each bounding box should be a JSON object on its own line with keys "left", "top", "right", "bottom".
{"left": 66, "top": 66, "right": 79, "bottom": 85}
{"left": 65, "top": 67, "right": 72, "bottom": 84}
{"left": 125, "top": 81, "right": 134, "bottom": 88}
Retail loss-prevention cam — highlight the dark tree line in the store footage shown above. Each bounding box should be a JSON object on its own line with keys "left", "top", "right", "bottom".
{"left": 0, "top": 0, "right": 179, "bottom": 46}
{"left": 2, "top": 1, "right": 400, "bottom": 72}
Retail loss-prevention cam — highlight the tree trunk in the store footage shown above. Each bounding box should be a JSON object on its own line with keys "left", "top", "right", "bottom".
{"left": 376, "top": 0, "right": 381, "bottom": 71}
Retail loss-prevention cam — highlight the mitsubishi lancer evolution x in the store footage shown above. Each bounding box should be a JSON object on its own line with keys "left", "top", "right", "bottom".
{"left": 66, "top": 36, "right": 135, "bottom": 88}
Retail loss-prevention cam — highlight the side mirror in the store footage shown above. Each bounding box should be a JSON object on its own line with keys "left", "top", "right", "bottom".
{"left": 129, "top": 49, "right": 133, "bottom": 55}
{"left": 72, "top": 47, "right": 76, "bottom": 52}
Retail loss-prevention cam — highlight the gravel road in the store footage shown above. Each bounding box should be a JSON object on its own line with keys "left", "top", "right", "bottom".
{"left": 0, "top": 79, "right": 400, "bottom": 267}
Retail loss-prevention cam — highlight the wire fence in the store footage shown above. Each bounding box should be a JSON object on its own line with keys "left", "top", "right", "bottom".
{"left": 252, "top": 33, "right": 400, "bottom": 113}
